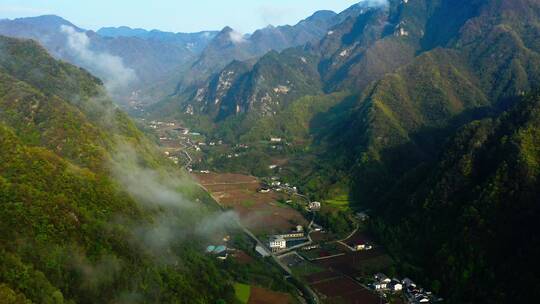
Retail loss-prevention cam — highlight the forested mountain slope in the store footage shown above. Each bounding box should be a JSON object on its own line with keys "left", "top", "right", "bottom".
{"left": 147, "top": 1, "right": 540, "bottom": 302}
{"left": 371, "top": 92, "right": 540, "bottom": 303}
{"left": 0, "top": 35, "right": 236, "bottom": 303}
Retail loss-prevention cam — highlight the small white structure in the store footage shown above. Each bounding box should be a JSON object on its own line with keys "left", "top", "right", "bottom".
{"left": 296, "top": 225, "right": 304, "bottom": 233}
{"left": 269, "top": 236, "right": 286, "bottom": 252}
{"left": 389, "top": 281, "right": 403, "bottom": 292}
{"left": 374, "top": 282, "right": 388, "bottom": 290}
{"left": 270, "top": 137, "right": 282, "bottom": 142}
{"left": 309, "top": 201, "right": 321, "bottom": 210}
{"left": 280, "top": 232, "right": 304, "bottom": 239}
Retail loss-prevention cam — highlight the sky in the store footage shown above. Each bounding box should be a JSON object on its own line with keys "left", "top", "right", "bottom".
{"left": 0, "top": 0, "right": 361, "bottom": 33}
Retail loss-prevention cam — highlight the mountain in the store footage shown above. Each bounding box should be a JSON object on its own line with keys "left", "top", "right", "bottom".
{"left": 148, "top": 0, "right": 540, "bottom": 301}
{"left": 175, "top": 8, "right": 357, "bottom": 91}
{"left": 0, "top": 9, "right": 352, "bottom": 108}
{"left": 0, "top": 16, "right": 204, "bottom": 106}
{"left": 150, "top": 0, "right": 403, "bottom": 129}
{"left": 97, "top": 26, "right": 218, "bottom": 52}
{"left": 370, "top": 92, "right": 540, "bottom": 303}
{"left": 0, "top": 35, "right": 238, "bottom": 303}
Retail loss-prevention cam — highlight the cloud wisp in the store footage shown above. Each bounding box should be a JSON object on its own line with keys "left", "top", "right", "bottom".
{"left": 228, "top": 30, "right": 247, "bottom": 44}
{"left": 60, "top": 25, "right": 137, "bottom": 94}
{"left": 110, "top": 143, "right": 239, "bottom": 260}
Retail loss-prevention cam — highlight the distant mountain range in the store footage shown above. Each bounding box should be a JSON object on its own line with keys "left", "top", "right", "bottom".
{"left": 0, "top": 7, "right": 351, "bottom": 107}
{"left": 0, "top": 15, "right": 210, "bottom": 105}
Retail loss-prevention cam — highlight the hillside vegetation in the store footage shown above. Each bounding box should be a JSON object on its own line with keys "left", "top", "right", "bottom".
{"left": 146, "top": 1, "right": 540, "bottom": 302}
{"left": 0, "top": 35, "right": 237, "bottom": 303}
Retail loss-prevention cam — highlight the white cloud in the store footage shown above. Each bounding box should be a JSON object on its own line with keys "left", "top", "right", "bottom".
{"left": 228, "top": 30, "right": 246, "bottom": 44}
{"left": 109, "top": 143, "right": 239, "bottom": 259}
{"left": 60, "top": 25, "right": 137, "bottom": 93}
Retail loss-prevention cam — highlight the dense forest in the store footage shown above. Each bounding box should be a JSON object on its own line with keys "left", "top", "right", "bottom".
{"left": 367, "top": 92, "right": 540, "bottom": 303}
{"left": 0, "top": 36, "right": 240, "bottom": 303}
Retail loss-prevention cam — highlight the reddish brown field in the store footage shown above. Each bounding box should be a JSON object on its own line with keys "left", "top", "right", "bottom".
{"left": 195, "top": 173, "right": 308, "bottom": 234}
{"left": 311, "top": 277, "right": 362, "bottom": 298}
{"left": 330, "top": 289, "right": 381, "bottom": 304}
{"left": 247, "top": 286, "right": 293, "bottom": 304}
{"left": 311, "top": 277, "right": 379, "bottom": 304}
{"left": 310, "top": 231, "right": 335, "bottom": 243}
{"left": 304, "top": 270, "right": 341, "bottom": 284}
{"left": 315, "top": 247, "right": 392, "bottom": 279}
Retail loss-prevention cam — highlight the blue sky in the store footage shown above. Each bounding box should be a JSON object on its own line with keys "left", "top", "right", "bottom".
{"left": 0, "top": 0, "right": 361, "bottom": 33}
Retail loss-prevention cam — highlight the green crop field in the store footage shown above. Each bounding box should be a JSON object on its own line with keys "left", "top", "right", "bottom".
{"left": 234, "top": 283, "right": 251, "bottom": 304}
{"left": 324, "top": 195, "right": 350, "bottom": 211}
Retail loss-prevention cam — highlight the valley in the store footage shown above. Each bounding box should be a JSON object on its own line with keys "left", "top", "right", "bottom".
{"left": 143, "top": 118, "right": 441, "bottom": 304}
{"left": 2, "top": 0, "right": 540, "bottom": 303}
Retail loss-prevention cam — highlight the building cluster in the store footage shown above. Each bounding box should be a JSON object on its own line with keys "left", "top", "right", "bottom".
{"left": 370, "top": 274, "right": 441, "bottom": 303}
{"left": 259, "top": 177, "right": 298, "bottom": 194}
{"left": 149, "top": 120, "right": 177, "bottom": 129}
{"left": 403, "top": 278, "right": 442, "bottom": 303}
{"left": 268, "top": 225, "right": 307, "bottom": 253}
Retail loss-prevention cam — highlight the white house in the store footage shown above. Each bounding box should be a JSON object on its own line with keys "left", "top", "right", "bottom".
{"left": 388, "top": 281, "right": 403, "bottom": 291}
{"left": 309, "top": 201, "right": 321, "bottom": 210}
{"left": 269, "top": 236, "right": 286, "bottom": 252}
{"left": 374, "top": 282, "right": 388, "bottom": 290}
{"left": 354, "top": 243, "right": 367, "bottom": 251}
{"left": 259, "top": 188, "right": 271, "bottom": 193}
{"left": 270, "top": 137, "right": 282, "bottom": 142}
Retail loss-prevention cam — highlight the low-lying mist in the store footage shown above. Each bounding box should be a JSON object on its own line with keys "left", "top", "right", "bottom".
{"left": 110, "top": 142, "right": 239, "bottom": 260}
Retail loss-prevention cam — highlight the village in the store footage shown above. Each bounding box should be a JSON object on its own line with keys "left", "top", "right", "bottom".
{"left": 143, "top": 119, "right": 443, "bottom": 304}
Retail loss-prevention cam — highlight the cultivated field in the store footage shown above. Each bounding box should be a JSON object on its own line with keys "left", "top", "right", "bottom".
{"left": 309, "top": 276, "right": 380, "bottom": 304}
{"left": 248, "top": 286, "right": 293, "bottom": 304}
{"left": 315, "top": 246, "right": 393, "bottom": 279}
{"left": 195, "top": 173, "right": 308, "bottom": 234}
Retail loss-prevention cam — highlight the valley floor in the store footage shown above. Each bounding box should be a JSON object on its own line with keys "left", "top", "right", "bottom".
{"left": 141, "top": 118, "right": 441, "bottom": 304}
